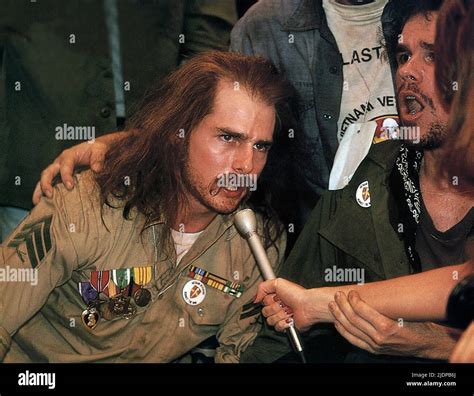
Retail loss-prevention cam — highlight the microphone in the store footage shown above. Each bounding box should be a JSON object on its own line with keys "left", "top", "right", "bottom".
{"left": 233, "top": 208, "right": 306, "bottom": 363}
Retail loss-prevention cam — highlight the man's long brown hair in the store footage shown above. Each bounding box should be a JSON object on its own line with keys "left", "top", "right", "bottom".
{"left": 435, "top": 0, "right": 473, "bottom": 108}
{"left": 435, "top": 0, "right": 473, "bottom": 185}
{"left": 96, "top": 51, "right": 296, "bottom": 251}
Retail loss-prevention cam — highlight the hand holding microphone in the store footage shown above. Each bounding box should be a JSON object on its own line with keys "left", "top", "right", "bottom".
{"left": 233, "top": 208, "right": 306, "bottom": 363}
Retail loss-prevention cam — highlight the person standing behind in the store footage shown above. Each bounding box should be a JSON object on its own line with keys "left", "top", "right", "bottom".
{"left": 230, "top": 0, "right": 401, "bottom": 234}
{"left": 0, "top": 0, "right": 237, "bottom": 241}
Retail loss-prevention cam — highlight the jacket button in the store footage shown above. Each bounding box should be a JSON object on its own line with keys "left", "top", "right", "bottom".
{"left": 100, "top": 107, "right": 111, "bottom": 118}
{"left": 323, "top": 113, "right": 332, "bottom": 120}
{"left": 329, "top": 66, "right": 338, "bottom": 74}
{"left": 197, "top": 308, "right": 204, "bottom": 317}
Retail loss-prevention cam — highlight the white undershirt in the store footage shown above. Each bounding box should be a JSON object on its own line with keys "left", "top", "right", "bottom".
{"left": 171, "top": 229, "right": 203, "bottom": 265}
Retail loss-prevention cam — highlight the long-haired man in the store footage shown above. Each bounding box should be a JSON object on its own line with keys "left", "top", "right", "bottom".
{"left": 0, "top": 51, "right": 294, "bottom": 363}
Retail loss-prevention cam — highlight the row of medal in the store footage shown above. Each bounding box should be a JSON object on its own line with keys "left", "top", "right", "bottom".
{"left": 79, "top": 267, "right": 153, "bottom": 330}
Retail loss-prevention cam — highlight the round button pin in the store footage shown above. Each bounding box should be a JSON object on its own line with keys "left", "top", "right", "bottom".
{"left": 356, "top": 181, "right": 371, "bottom": 208}
{"left": 182, "top": 280, "right": 206, "bottom": 306}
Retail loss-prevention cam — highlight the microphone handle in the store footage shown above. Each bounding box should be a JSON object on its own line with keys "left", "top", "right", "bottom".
{"left": 247, "top": 234, "right": 276, "bottom": 280}
{"left": 247, "top": 234, "right": 305, "bottom": 359}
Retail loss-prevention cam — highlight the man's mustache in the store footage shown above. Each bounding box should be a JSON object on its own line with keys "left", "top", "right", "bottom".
{"left": 397, "top": 82, "right": 436, "bottom": 111}
{"left": 209, "top": 174, "right": 253, "bottom": 197}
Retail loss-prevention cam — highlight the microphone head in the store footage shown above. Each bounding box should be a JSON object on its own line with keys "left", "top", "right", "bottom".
{"left": 233, "top": 208, "right": 257, "bottom": 239}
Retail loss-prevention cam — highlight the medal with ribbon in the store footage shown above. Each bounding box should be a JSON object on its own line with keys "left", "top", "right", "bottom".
{"left": 79, "top": 281, "right": 99, "bottom": 305}
{"left": 133, "top": 266, "right": 152, "bottom": 285}
{"left": 79, "top": 282, "right": 101, "bottom": 330}
{"left": 112, "top": 268, "right": 131, "bottom": 291}
{"left": 90, "top": 270, "right": 110, "bottom": 294}
{"left": 132, "top": 266, "right": 152, "bottom": 307}
{"left": 104, "top": 277, "right": 119, "bottom": 297}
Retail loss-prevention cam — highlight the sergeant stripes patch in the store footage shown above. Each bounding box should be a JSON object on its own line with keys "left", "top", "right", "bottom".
{"left": 7, "top": 215, "right": 53, "bottom": 268}
{"left": 240, "top": 301, "right": 262, "bottom": 320}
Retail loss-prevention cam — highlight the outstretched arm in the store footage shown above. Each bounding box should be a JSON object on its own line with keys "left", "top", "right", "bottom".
{"left": 256, "top": 263, "right": 472, "bottom": 360}
{"left": 256, "top": 261, "right": 472, "bottom": 331}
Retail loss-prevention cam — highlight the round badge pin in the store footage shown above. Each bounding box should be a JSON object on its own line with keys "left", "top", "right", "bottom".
{"left": 356, "top": 181, "right": 371, "bottom": 208}
{"left": 182, "top": 280, "right": 206, "bottom": 306}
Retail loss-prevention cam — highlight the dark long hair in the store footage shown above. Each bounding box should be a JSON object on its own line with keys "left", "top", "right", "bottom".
{"left": 95, "top": 51, "right": 296, "bottom": 251}
{"left": 435, "top": 0, "right": 474, "bottom": 184}
{"left": 435, "top": 0, "right": 473, "bottom": 107}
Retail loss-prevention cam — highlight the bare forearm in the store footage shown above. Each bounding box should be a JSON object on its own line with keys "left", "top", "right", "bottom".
{"left": 307, "top": 263, "right": 470, "bottom": 324}
{"left": 350, "top": 263, "right": 470, "bottom": 321}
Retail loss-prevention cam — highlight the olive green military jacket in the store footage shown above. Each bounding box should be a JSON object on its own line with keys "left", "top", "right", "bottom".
{"left": 241, "top": 140, "right": 415, "bottom": 362}
{"left": 0, "top": 0, "right": 237, "bottom": 210}
{"left": 0, "top": 172, "right": 285, "bottom": 363}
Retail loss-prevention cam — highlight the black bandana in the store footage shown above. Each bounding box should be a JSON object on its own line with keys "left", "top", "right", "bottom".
{"left": 390, "top": 144, "right": 424, "bottom": 272}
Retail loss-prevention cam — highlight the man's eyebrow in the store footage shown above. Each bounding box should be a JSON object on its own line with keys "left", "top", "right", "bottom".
{"left": 395, "top": 43, "right": 410, "bottom": 54}
{"left": 217, "top": 127, "right": 248, "bottom": 139}
{"left": 420, "top": 41, "right": 434, "bottom": 51}
{"left": 256, "top": 139, "right": 273, "bottom": 146}
{"left": 217, "top": 127, "right": 273, "bottom": 145}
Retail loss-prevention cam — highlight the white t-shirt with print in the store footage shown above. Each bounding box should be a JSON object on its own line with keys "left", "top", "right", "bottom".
{"left": 323, "top": 0, "right": 399, "bottom": 189}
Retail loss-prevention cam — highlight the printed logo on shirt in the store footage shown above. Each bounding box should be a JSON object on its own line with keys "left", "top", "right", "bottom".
{"left": 342, "top": 46, "right": 383, "bottom": 66}
{"left": 338, "top": 96, "right": 397, "bottom": 141}
{"left": 372, "top": 115, "right": 400, "bottom": 143}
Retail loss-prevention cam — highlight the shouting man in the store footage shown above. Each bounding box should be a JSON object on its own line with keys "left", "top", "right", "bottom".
{"left": 244, "top": 0, "right": 473, "bottom": 363}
